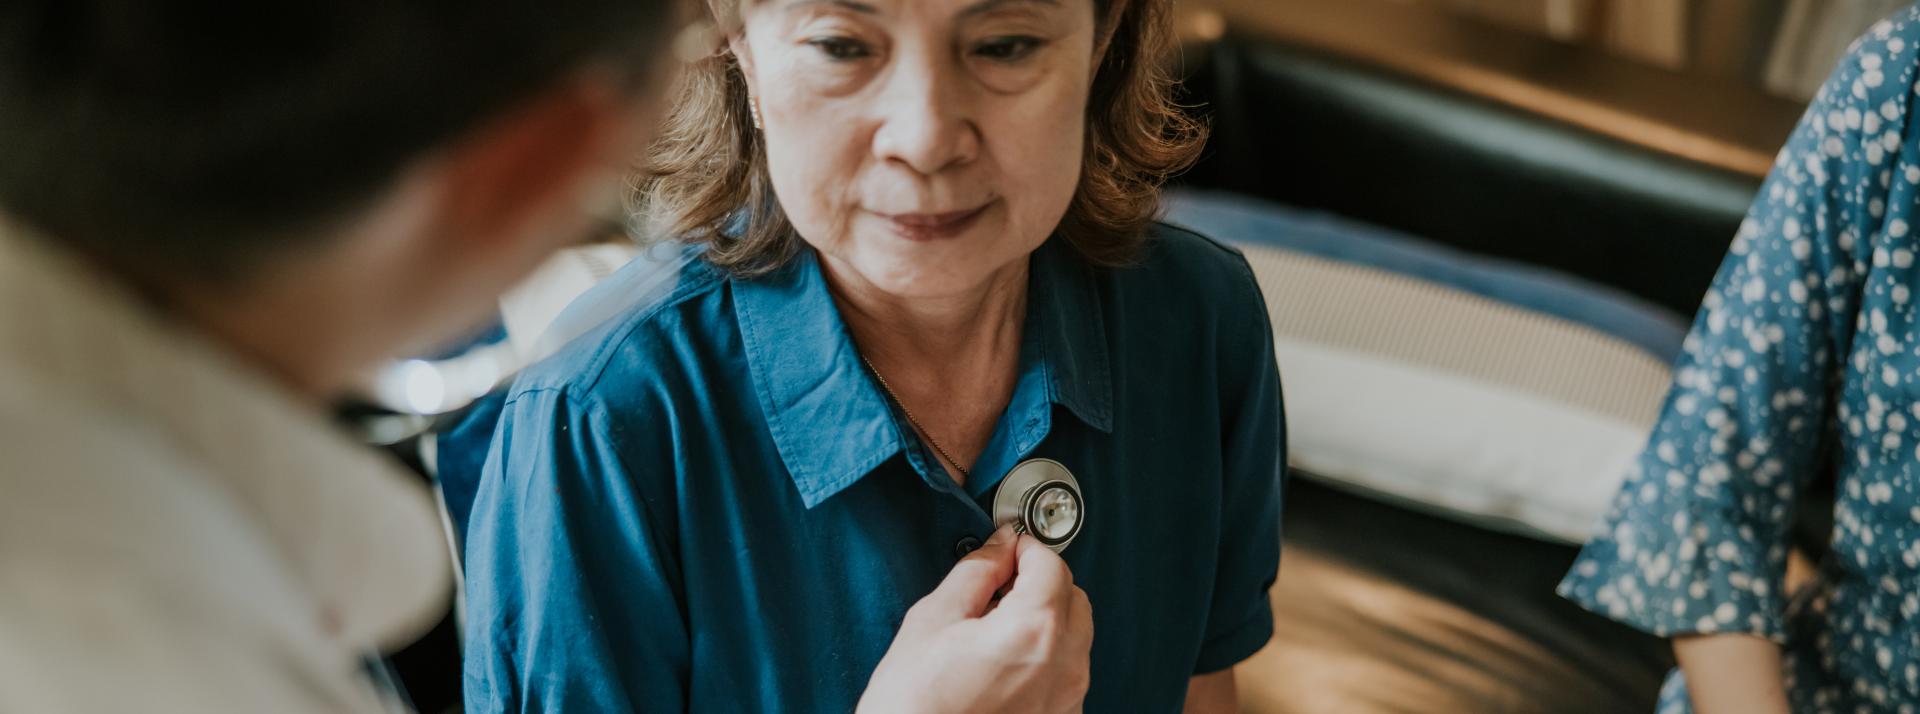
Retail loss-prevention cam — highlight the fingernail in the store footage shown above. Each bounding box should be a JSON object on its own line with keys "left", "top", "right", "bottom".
{"left": 986, "top": 525, "right": 1014, "bottom": 546}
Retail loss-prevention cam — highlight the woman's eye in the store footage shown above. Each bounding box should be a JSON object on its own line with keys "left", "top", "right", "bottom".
{"left": 973, "top": 36, "right": 1044, "bottom": 62}
{"left": 807, "top": 37, "right": 873, "bottom": 61}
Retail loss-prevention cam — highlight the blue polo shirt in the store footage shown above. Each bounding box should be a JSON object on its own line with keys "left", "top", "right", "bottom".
{"left": 461, "top": 223, "right": 1286, "bottom": 712}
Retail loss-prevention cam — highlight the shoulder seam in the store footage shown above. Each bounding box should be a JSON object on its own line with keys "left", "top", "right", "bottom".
{"left": 516, "top": 262, "right": 727, "bottom": 398}
{"left": 1152, "top": 219, "right": 1248, "bottom": 260}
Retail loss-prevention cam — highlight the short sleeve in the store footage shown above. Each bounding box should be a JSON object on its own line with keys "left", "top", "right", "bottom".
{"left": 1194, "top": 257, "right": 1287, "bottom": 674}
{"left": 461, "top": 387, "right": 689, "bottom": 712}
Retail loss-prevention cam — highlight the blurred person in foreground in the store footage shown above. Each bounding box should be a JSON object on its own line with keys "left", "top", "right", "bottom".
{"left": 0, "top": 2, "right": 1093, "bottom": 712}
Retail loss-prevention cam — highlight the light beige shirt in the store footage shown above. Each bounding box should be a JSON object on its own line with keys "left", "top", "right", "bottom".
{"left": 0, "top": 221, "right": 450, "bottom": 712}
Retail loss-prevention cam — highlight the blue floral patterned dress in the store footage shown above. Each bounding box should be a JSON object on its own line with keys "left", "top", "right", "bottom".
{"left": 1560, "top": 6, "right": 1920, "bottom": 712}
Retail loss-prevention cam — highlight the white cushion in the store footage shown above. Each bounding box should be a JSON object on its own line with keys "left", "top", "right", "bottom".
{"left": 1239, "top": 244, "right": 1673, "bottom": 544}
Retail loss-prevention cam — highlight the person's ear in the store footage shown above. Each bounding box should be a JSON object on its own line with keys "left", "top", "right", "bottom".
{"left": 429, "top": 68, "right": 645, "bottom": 255}
{"left": 728, "top": 31, "right": 759, "bottom": 100}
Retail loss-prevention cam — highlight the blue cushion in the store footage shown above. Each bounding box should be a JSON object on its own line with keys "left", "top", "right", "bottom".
{"left": 1163, "top": 189, "right": 1688, "bottom": 361}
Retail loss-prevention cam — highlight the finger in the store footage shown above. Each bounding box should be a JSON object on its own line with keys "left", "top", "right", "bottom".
{"left": 1066, "top": 586, "right": 1094, "bottom": 652}
{"left": 910, "top": 526, "right": 1018, "bottom": 623}
{"left": 1060, "top": 590, "right": 1094, "bottom": 714}
{"left": 996, "top": 534, "right": 1074, "bottom": 612}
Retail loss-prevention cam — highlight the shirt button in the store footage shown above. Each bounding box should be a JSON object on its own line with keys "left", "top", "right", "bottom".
{"left": 953, "top": 535, "right": 984, "bottom": 559}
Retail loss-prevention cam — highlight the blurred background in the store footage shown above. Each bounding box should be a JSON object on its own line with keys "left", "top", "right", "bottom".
{"left": 388, "top": 1, "right": 1878, "bottom": 712}
{"left": 1172, "top": 0, "right": 1857, "bottom": 178}
{"left": 1271, "top": 0, "right": 1900, "bottom": 101}
{"left": 1150, "top": 1, "right": 1852, "bottom": 712}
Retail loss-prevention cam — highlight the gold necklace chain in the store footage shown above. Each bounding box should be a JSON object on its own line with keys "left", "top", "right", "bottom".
{"left": 861, "top": 355, "right": 971, "bottom": 480}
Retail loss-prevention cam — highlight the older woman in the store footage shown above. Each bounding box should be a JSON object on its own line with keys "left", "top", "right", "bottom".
{"left": 461, "top": 0, "right": 1284, "bottom": 710}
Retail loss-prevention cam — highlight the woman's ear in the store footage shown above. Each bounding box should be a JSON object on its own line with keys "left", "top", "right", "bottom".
{"left": 728, "top": 32, "right": 759, "bottom": 98}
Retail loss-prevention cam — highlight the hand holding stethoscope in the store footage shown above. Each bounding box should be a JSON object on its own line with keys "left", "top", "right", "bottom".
{"left": 858, "top": 526, "right": 1093, "bottom": 714}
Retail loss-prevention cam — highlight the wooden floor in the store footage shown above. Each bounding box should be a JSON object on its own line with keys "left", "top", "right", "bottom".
{"left": 1233, "top": 479, "right": 1673, "bottom": 714}
{"left": 1240, "top": 548, "right": 1659, "bottom": 714}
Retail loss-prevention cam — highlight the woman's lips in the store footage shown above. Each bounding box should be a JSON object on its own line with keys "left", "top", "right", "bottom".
{"left": 877, "top": 203, "right": 991, "bottom": 241}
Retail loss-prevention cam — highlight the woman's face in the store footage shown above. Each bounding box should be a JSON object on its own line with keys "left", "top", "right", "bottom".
{"left": 733, "top": 0, "right": 1099, "bottom": 299}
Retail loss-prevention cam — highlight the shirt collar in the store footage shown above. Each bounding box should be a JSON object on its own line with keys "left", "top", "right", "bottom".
{"left": 731, "top": 237, "right": 1112, "bottom": 509}
{"left": 0, "top": 220, "right": 450, "bottom": 652}
{"left": 1030, "top": 236, "right": 1114, "bottom": 434}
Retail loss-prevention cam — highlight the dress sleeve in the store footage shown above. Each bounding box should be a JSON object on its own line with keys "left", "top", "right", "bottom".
{"left": 1556, "top": 24, "right": 1916, "bottom": 642}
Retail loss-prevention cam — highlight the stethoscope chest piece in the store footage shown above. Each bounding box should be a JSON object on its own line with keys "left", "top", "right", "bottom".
{"left": 991, "top": 459, "right": 1084, "bottom": 553}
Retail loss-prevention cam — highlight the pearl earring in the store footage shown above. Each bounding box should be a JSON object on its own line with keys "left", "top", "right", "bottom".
{"left": 748, "top": 96, "right": 763, "bottom": 131}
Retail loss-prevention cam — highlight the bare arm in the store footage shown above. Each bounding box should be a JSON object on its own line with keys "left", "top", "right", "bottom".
{"left": 1183, "top": 670, "right": 1237, "bottom": 714}
{"left": 1672, "top": 634, "right": 1790, "bottom": 714}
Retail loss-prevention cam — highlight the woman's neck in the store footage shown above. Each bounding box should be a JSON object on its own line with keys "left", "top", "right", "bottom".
{"left": 822, "top": 256, "right": 1029, "bottom": 376}
{"left": 819, "top": 251, "right": 1031, "bottom": 484}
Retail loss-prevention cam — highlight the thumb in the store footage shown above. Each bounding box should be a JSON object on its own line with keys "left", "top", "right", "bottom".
{"left": 912, "top": 526, "right": 1018, "bottom": 623}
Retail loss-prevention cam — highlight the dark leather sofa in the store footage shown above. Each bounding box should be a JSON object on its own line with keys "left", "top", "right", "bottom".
{"left": 1174, "top": 35, "right": 1762, "bottom": 316}
{"left": 1159, "top": 35, "right": 1758, "bottom": 314}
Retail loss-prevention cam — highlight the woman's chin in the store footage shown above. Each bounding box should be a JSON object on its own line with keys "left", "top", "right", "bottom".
{"left": 831, "top": 251, "right": 1017, "bottom": 301}
{"left": 862, "top": 267, "right": 993, "bottom": 300}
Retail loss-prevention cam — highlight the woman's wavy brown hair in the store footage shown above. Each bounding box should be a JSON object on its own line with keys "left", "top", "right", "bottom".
{"left": 634, "top": 0, "right": 1204, "bottom": 276}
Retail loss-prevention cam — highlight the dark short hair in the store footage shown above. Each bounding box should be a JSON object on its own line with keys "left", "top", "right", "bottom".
{"left": 636, "top": 0, "right": 1205, "bottom": 276}
{"left": 0, "top": 2, "right": 673, "bottom": 283}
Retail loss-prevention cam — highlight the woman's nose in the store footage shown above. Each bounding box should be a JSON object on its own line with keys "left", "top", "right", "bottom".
{"left": 870, "top": 59, "right": 980, "bottom": 176}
